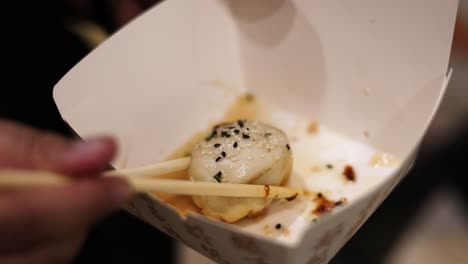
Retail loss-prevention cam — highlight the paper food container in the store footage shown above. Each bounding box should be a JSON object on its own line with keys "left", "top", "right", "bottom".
{"left": 53, "top": 1, "right": 458, "bottom": 263}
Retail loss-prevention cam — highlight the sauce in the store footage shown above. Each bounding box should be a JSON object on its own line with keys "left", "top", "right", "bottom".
{"left": 312, "top": 193, "right": 345, "bottom": 216}
{"left": 343, "top": 165, "right": 356, "bottom": 182}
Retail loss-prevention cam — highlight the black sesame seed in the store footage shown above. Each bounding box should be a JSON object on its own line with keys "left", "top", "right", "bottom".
{"left": 317, "top": 192, "right": 323, "bottom": 198}
{"left": 234, "top": 129, "right": 240, "bottom": 134}
{"left": 214, "top": 143, "right": 221, "bottom": 148}
{"left": 326, "top": 164, "right": 333, "bottom": 169}
{"left": 335, "top": 200, "right": 343, "bottom": 206}
{"left": 221, "top": 151, "right": 226, "bottom": 158}
{"left": 286, "top": 144, "right": 290, "bottom": 150}
{"left": 275, "top": 223, "right": 282, "bottom": 229}
{"left": 205, "top": 130, "right": 217, "bottom": 141}
{"left": 213, "top": 171, "right": 222, "bottom": 182}
{"left": 221, "top": 131, "right": 231, "bottom": 138}
{"left": 237, "top": 120, "right": 244, "bottom": 128}
{"left": 215, "top": 157, "right": 222, "bottom": 162}
{"left": 246, "top": 128, "right": 250, "bottom": 131}
{"left": 242, "top": 133, "right": 250, "bottom": 139}
{"left": 233, "top": 142, "right": 238, "bottom": 148}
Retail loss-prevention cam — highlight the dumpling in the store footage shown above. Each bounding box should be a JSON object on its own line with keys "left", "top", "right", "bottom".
{"left": 189, "top": 120, "right": 292, "bottom": 222}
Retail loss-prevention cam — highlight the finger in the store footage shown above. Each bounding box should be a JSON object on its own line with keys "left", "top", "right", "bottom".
{"left": 0, "top": 119, "right": 117, "bottom": 176}
{"left": 0, "top": 230, "right": 87, "bottom": 264}
{"left": 0, "top": 177, "right": 131, "bottom": 253}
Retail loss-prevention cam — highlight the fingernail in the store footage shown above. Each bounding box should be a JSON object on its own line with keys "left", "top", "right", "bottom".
{"left": 66, "top": 138, "right": 110, "bottom": 161}
{"left": 109, "top": 179, "right": 132, "bottom": 207}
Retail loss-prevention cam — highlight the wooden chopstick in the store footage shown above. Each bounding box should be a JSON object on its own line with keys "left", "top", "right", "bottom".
{"left": 0, "top": 169, "right": 302, "bottom": 199}
{"left": 104, "top": 157, "right": 191, "bottom": 178}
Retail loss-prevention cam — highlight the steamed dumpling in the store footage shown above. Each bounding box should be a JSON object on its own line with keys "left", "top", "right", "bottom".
{"left": 189, "top": 120, "right": 292, "bottom": 222}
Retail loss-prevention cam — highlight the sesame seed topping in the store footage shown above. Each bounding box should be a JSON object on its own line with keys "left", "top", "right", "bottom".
{"left": 286, "top": 144, "right": 290, "bottom": 150}
{"left": 242, "top": 133, "right": 250, "bottom": 139}
{"left": 214, "top": 143, "right": 221, "bottom": 148}
{"left": 233, "top": 142, "right": 238, "bottom": 148}
{"left": 205, "top": 130, "right": 217, "bottom": 141}
{"left": 215, "top": 157, "right": 221, "bottom": 162}
{"left": 237, "top": 120, "right": 244, "bottom": 128}
{"left": 234, "top": 129, "right": 240, "bottom": 134}
{"left": 221, "top": 151, "right": 226, "bottom": 158}
{"left": 213, "top": 171, "right": 222, "bottom": 182}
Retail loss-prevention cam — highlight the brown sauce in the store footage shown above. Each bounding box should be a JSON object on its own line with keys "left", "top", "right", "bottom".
{"left": 312, "top": 193, "right": 346, "bottom": 215}
{"left": 343, "top": 165, "right": 356, "bottom": 182}
{"left": 264, "top": 185, "right": 270, "bottom": 197}
{"left": 285, "top": 193, "right": 298, "bottom": 201}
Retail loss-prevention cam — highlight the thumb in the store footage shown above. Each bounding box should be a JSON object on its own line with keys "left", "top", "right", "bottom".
{"left": 0, "top": 119, "right": 117, "bottom": 176}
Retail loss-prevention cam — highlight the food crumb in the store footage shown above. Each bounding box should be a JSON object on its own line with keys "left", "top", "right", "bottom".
{"left": 326, "top": 164, "right": 333, "bottom": 169}
{"left": 275, "top": 223, "right": 282, "bottom": 229}
{"left": 343, "top": 165, "right": 356, "bottom": 182}
{"left": 307, "top": 122, "right": 320, "bottom": 134}
{"left": 335, "top": 198, "right": 347, "bottom": 206}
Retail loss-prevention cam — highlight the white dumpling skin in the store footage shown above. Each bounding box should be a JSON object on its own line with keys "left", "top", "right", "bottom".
{"left": 189, "top": 120, "right": 292, "bottom": 222}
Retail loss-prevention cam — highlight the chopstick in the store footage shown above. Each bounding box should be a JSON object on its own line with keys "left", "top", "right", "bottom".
{"left": 104, "top": 157, "right": 191, "bottom": 178}
{"left": 0, "top": 169, "right": 302, "bottom": 199}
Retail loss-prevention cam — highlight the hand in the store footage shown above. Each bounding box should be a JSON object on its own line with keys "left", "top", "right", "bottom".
{"left": 0, "top": 119, "right": 131, "bottom": 264}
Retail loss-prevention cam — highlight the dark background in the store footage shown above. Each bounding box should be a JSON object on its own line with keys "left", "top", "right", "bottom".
{"left": 1, "top": 1, "right": 466, "bottom": 263}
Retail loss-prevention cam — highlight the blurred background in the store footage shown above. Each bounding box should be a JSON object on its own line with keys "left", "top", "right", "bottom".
{"left": 0, "top": 1, "right": 466, "bottom": 263}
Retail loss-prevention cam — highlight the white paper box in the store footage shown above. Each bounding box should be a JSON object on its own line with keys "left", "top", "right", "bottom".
{"left": 53, "top": 1, "right": 458, "bottom": 263}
